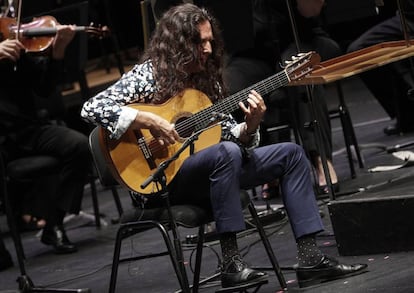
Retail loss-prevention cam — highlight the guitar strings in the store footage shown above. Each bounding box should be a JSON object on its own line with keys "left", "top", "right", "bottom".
{"left": 137, "top": 72, "right": 290, "bottom": 156}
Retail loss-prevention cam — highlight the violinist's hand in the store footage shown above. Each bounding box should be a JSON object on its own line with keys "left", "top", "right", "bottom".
{"left": 0, "top": 39, "right": 24, "bottom": 62}
{"left": 132, "top": 111, "right": 180, "bottom": 146}
{"left": 52, "top": 25, "right": 76, "bottom": 59}
{"left": 238, "top": 90, "right": 266, "bottom": 135}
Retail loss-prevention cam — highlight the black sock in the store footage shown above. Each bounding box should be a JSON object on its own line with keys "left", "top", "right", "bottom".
{"left": 296, "top": 234, "right": 323, "bottom": 267}
{"left": 44, "top": 208, "right": 66, "bottom": 231}
{"left": 219, "top": 232, "right": 240, "bottom": 263}
{"left": 56, "top": 209, "right": 66, "bottom": 227}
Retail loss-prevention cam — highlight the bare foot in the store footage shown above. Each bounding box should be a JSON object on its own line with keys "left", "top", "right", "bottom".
{"left": 314, "top": 156, "right": 338, "bottom": 187}
{"left": 261, "top": 179, "right": 279, "bottom": 200}
{"left": 21, "top": 214, "right": 46, "bottom": 230}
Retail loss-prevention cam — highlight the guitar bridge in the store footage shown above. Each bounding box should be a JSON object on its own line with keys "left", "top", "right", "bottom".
{"left": 135, "top": 130, "right": 157, "bottom": 170}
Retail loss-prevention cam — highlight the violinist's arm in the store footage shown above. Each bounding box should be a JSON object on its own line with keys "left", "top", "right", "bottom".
{"left": 51, "top": 25, "right": 76, "bottom": 59}
{"left": 0, "top": 39, "right": 24, "bottom": 61}
{"left": 33, "top": 25, "right": 75, "bottom": 98}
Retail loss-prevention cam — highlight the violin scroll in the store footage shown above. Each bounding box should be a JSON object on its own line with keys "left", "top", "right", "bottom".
{"left": 83, "top": 23, "right": 110, "bottom": 39}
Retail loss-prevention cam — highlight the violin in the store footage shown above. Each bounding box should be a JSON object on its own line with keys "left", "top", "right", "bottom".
{"left": 0, "top": 15, "right": 109, "bottom": 54}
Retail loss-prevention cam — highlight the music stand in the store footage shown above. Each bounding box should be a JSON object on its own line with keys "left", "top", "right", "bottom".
{"left": 289, "top": 7, "right": 414, "bottom": 193}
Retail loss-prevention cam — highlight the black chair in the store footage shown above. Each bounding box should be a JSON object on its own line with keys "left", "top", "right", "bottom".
{"left": 0, "top": 151, "right": 91, "bottom": 292}
{"left": 88, "top": 126, "right": 287, "bottom": 292}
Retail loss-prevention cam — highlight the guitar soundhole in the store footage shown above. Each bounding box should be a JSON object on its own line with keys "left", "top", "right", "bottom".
{"left": 175, "top": 116, "right": 195, "bottom": 139}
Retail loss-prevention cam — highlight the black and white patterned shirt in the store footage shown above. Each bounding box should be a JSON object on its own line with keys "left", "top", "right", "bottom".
{"left": 81, "top": 60, "right": 260, "bottom": 148}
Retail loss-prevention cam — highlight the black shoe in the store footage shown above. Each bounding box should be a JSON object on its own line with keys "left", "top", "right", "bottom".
{"left": 221, "top": 255, "right": 267, "bottom": 288}
{"left": 384, "top": 124, "right": 401, "bottom": 136}
{"left": 317, "top": 183, "right": 340, "bottom": 195}
{"left": 0, "top": 249, "right": 13, "bottom": 271}
{"left": 296, "top": 255, "right": 368, "bottom": 288}
{"left": 384, "top": 123, "right": 414, "bottom": 135}
{"left": 41, "top": 226, "right": 77, "bottom": 254}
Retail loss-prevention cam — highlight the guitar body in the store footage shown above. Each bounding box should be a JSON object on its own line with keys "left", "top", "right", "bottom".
{"left": 99, "top": 89, "right": 222, "bottom": 195}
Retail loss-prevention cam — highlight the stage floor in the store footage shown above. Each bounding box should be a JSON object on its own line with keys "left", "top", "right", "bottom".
{"left": 1, "top": 69, "right": 414, "bottom": 292}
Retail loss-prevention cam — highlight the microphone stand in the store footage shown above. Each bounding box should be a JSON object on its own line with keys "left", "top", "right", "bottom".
{"left": 140, "top": 118, "right": 225, "bottom": 293}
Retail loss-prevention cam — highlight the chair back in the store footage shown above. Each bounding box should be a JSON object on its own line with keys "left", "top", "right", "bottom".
{"left": 88, "top": 127, "right": 119, "bottom": 188}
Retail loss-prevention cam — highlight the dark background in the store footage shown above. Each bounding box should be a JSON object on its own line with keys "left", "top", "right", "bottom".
{"left": 16, "top": 0, "right": 405, "bottom": 136}
{"left": 17, "top": 0, "right": 403, "bottom": 63}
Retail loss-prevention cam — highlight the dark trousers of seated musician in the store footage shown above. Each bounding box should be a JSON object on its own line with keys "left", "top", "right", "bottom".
{"left": 2, "top": 124, "right": 90, "bottom": 230}
{"left": 347, "top": 4, "right": 414, "bottom": 133}
{"left": 168, "top": 141, "right": 323, "bottom": 237}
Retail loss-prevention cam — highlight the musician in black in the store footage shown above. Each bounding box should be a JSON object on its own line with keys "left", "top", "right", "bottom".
{"left": 347, "top": 0, "right": 414, "bottom": 135}
{"left": 0, "top": 24, "right": 90, "bottom": 254}
{"left": 81, "top": 3, "right": 367, "bottom": 288}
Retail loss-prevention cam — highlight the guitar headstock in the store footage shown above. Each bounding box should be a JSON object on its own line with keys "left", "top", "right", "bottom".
{"left": 283, "top": 51, "right": 321, "bottom": 82}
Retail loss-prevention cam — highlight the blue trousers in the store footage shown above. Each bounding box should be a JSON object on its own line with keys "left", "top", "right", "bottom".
{"left": 169, "top": 141, "right": 323, "bottom": 239}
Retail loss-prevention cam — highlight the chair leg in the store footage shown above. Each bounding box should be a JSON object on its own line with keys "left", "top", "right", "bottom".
{"left": 110, "top": 187, "right": 123, "bottom": 222}
{"left": 108, "top": 220, "right": 191, "bottom": 293}
{"left": 191, "top": 225, "right": 205, "bottom": 292}
{"left": 2, "top": 178, "right": 90, "bottom": 292}
{"left": 247, "top": 202, "right": 287, "bottom": 291}
{"left": 89, "top": 176, "right": 101, "bottom": 228}
{"left": 335, "top": 81, "right": 365, "bottom": 178}
{"left": 108, "top": 223, "right": 125, "bottom": 293}
{"left": 2, "top": 185, "right": 27, "bottom": 275}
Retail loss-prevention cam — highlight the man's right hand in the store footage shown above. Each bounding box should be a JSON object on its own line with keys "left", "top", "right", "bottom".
{"left": 133, "top": 111, "right": 180, "bottom": 146}
{"left": 0, "top": 39, "right": 25, "bottom": 62}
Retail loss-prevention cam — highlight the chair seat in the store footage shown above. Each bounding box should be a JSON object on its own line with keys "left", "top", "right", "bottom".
{"left": 7, "top": 156, "right": 60, "bottom": 180}
{"left": 120, "top": 204, "right": 211, "bottom": 228}
{"left": 121, "top": 190, "right": 252, "bottom": 229}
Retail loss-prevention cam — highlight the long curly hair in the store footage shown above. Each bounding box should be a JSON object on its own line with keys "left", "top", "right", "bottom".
{"left": 141, "top": 3, "right": 226, "bottom": 103}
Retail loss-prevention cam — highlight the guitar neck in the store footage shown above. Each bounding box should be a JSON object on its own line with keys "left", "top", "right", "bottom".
{"left": 191, "top": 69, "right": 289, "bottom": 130}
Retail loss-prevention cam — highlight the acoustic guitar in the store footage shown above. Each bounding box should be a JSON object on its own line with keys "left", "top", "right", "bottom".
{"left": 98, "top": 51, "right": 321, "bottom": 195}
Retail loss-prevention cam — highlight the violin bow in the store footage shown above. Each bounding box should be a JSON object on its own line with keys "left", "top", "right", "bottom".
{"left": 15, "top": 0, "right": 22, "bottom": 41}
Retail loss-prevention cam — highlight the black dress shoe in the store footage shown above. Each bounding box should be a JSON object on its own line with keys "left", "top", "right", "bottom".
{"left": 221, "top": 255, "right": 267, "bottom": 288}
{"left": 384, "top": 124, "right": 401, "bottom": 136}
{"left": 296, "top": 255, "right": 367, "bottom": 288}
{"left": 41, "top": 226, "right": 78, "bottom": 254}
{"left": 317, "top": 183, "right": 340, "bottom": 195}
{"left": 384, "top": 123, "right": 414, "bottom": 135}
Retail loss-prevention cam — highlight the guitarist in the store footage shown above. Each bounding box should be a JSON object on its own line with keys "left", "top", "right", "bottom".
{"left": 81, "top": 3, "right": 367, "bottom": 289}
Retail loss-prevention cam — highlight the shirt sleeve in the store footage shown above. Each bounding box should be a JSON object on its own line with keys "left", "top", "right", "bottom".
{"left": 80, "top": 61, "right": 156, "bottom": 139}
{"left": 230, "top": 122, "right": 261, "bottom": 149}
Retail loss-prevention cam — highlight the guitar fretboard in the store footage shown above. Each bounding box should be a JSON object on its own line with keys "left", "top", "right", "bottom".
{"left": 187, "top": 70, "right": 289, "bottom": 132}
